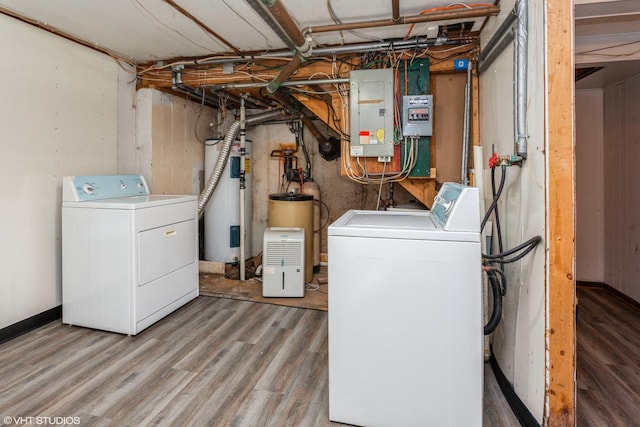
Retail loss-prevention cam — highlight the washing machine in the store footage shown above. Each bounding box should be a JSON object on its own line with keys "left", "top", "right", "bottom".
{"left": 62, "top": 174, "right": 198, "bottom": 335}
{"left": 328, "top": 183, "right": 483, "bottom": 427}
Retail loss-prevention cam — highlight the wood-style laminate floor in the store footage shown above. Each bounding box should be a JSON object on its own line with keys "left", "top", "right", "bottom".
{"left": 0, "top": 296, "right": 518, "bottom": 426}
{"left": 577, "top": 287, "right": 640, "bottom": 426}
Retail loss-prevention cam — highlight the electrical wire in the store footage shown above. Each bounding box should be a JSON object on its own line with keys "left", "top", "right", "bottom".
{"left": 481, "top": 164, "right": 506, "bottom": 231}
{"left": 483, "top": 236, "right": 542, "bottom": 263}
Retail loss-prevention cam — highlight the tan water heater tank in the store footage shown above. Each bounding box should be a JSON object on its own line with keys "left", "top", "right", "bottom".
{"left": 268, "top": 193, "right": 313, "bottom": 283}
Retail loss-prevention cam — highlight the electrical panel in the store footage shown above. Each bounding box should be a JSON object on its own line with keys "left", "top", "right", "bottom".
{"left": 349, "top": 68, "right": 395, "bottom": 158}
{"left": 402, "top": 95, "right": 433, "bottom": 137}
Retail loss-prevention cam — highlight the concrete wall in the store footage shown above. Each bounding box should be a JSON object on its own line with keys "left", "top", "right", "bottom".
{"left": 478, "top": 0, "right": 547, "bottom": 421}
{"left": 575, "top": 89, "right": 605, "bottom": 283}
{"left": 0, "top": 14, "right": 119, "bottom": 329}
{"left": 603, "top": 74, "right": 640, "bottom": 302}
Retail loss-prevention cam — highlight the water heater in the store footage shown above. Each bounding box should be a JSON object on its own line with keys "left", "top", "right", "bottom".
{"left": 204, "top": 139, "right": 251, "bottom": 262}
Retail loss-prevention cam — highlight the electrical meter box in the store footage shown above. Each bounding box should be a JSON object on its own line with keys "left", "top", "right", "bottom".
{"left": 402, "top": 94, "right": 433, "bottom": 137}
{"left": 349, "top": 68, "right": 395, "bottom": 158}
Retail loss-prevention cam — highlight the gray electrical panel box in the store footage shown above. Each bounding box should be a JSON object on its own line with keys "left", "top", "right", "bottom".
{"left": 402, "top": 94, "right": 433, "bottom": 137}
{"left": 349, "top": 68, "right": 395, "bottom": 158}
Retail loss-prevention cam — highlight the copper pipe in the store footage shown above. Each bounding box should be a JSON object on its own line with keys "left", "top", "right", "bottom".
{"left": 261, "top": 0, "right": 307, "bottom": 48}
{"left": 267, "top": 55, "right": 302, "bottom": 94}
{"left": 161, "top": 0, "right": 240, "bottom": 54}
{"left": 304, "top": 5, "right": 500, "bottom": 34}
{"left": 392, "top": 0, "right": 400, "bottom": 22}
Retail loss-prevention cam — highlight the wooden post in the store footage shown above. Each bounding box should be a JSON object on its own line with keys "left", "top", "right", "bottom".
{"left": 545, "top": 0, "right": 576, "bottom": 425}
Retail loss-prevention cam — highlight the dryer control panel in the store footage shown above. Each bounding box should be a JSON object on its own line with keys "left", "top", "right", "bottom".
{"left": 63, "top": 175, "right": 150, "bottom": 201}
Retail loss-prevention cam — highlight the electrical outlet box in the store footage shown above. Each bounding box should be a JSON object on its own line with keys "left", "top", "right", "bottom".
{"left": 349, "top": 68, "right": 395, "bottom": 158}
{"left": 402, "top": 95, "right": 433, "bottom": 137}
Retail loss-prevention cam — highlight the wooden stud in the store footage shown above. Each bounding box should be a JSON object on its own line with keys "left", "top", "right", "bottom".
{"left": 545, "top": 0, "right": 576, "bottom": 425}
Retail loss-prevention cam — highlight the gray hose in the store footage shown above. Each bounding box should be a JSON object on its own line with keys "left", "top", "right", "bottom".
{"left": 198, "top": 109, "right": 286, "bottom": 217}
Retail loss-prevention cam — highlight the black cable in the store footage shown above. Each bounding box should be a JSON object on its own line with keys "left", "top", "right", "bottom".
{"left": 483, "top": 235, "right": 542, "bottom": 260}
{"left": 481, "top": 164, "right": 507, "bottom": 231}
{"left": 315, "top": 199, "right": 331, "bottom": 231}
{"left": 484, "top": 271, "right": 503, "bottom": 335}
{"left": 488, "top": 239, "right": 542, "bottom": 264}
{"left": 491, "top": 166, "right": 505, "bottom": 258}
{"left": 485, "top": 266, "right": 507, "bottom": 296}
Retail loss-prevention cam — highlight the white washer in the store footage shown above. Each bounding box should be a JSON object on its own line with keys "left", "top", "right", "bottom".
{"left": 62, "top": 174, "right": 198, "bottom": 335}
{"left": 328, "top": 183, "right": 483, "bottom": 427}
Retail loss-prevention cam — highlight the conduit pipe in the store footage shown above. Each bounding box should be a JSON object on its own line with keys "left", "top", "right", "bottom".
{"left": 514, "top": 0, "right": 528, "bottom": 159}
{"left": 303, "top": 5, "right": 500, "bottom": 35}
{"left": 198, "top": 108, "right": 285, "bottom": 217}
{"left": 461, "top": 61, "right": 472, "bottom": 185}
{"left": 209, "top": 77, "right": 350, "bottom": 91}
{"left": 477, "top": 8, "right": 517, "bottom": 73}
{"left": 239, "top": 98, "right": 247, "bottom": 280}
{"left": 188, "top": 38, "right": 458, "bottom": 68}
{"left": 172, "top": 66, "right": 219, "bottom": 108}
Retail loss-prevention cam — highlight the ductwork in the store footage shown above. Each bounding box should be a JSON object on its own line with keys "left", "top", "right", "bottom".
{"left": 198, "top": 108, "right": 286, "bottom": 217}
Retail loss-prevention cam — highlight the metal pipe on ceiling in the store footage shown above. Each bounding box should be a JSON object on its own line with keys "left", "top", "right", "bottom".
{"left": 392, "top": 0, "right": 400, "bottom": 22}
{"left": 244, "top": 0, "right": 313, "bottom": 94}
{"left": 209, "top": 77, "right": 349, "bottom": 90}
{"left": 303, "top": 5, "right": 500, "bottom": 35}
{"left": 193, "top": 38, "right": 459, "bottom": 67}
{"left": 161, "top": 0, "right": 241, "bottom": 54}
{"left": 171, "top": 66, "right": 220, "bottom": 108}
{"left": 477, "top": 7, "right": 517, "bottom": 73}
{"left": 244, "top": 0, "right": 297, "bottom": 51}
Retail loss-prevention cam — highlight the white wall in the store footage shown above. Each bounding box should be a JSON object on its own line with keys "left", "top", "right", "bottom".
{"left": 0, "top": 15, "right": 120, "bottom": 329}
{"left": 478, "top": 0, "right": 546, "bottom": 421}
{"left": 603, "top": 74, "right": 640, "bottom": 302}
{"left": 575, "top": 89, "right": 605, "bottom": 282}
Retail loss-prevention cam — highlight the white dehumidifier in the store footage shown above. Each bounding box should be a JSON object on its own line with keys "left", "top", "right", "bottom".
{"left": 262, "top": 227, "right": 305, "bottom": 297}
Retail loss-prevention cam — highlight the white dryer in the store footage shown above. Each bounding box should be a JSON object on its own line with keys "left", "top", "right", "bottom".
{"left": 62, "top": 174, "right": 198, "bottom": 335}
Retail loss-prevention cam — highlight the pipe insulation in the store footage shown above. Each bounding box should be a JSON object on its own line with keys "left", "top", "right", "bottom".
{"left": 515, "top": 0, "right": 528, "bottom": 159}
{"left": 198, "top": 109, "right": 285, "bottom": 217}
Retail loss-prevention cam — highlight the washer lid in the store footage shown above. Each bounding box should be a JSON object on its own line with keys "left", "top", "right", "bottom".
{"left": 62, "top": 194, "right": 197, "bottom": 209}
{"left": 328, "top": 210, "right": 480, "bottom": 242}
